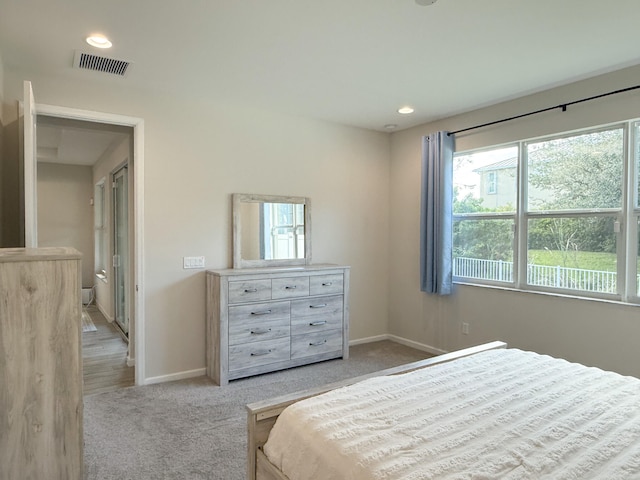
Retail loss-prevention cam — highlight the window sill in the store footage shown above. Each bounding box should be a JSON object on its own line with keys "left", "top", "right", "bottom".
{"left": 453, "top": 280, "right": 640, "bottom": 308}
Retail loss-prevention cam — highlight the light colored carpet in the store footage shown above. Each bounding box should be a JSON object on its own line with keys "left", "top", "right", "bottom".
{"left": 82, "top": 311, "right": 97, "bottom": 333}
{"left": 83, "top": 340, "right": 430, "bottom": 480}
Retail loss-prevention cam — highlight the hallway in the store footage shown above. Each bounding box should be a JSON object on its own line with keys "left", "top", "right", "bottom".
{"left": 82, "top": 306, "right": 134, "bottom": 395}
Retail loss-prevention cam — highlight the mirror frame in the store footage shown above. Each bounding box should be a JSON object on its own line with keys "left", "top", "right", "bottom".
{"left": 232, "top": 193, "right": 312, "bottom": 269}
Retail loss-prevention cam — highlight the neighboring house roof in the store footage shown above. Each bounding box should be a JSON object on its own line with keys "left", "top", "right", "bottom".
{"left": 473, "top": 157, "right": 517, "bottom": 173}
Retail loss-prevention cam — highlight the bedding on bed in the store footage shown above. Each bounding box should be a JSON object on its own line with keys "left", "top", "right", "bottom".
{"left": 263, "top": 348, "right": 640, "bottom": 479}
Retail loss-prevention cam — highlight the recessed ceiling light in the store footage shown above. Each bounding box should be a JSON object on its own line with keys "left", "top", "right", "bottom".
{"left": 398, "top": 106, "right": 415, "bottom": 115}
{"left": 86, "top": 35, "right": 112, "bottom": 49}
{"left": 415, "top": 0, "right": 438, "bottom": 5}
{"left": 384, "top": 124, "right": 398, "bottom": 130}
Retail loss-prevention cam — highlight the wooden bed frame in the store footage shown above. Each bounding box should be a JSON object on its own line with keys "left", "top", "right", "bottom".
{"left": 246, "top": 340, "right": 507, "bottom": 480}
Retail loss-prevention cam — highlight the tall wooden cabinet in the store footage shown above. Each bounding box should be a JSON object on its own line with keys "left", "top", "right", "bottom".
{"left": 206, "top": 265, "right": 350, "bottom": 385}
{"left": 0, "top": 247, "right": 84, "bottom": 480}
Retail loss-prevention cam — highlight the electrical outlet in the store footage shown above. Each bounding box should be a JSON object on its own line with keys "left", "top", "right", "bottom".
{"left": 462, "top": 322, "right": 470, "bottom": 335}
{"left": 183, "top": 256, "right": 205, "bottom": 269}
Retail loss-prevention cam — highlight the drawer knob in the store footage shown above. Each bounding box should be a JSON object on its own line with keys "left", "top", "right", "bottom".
{"left": 284, "top": 285, "right": 297, "bottom": 290}
{"left": 322, "top": 282, "right": 333, "bottom": 286}
{"left": 244, "top": 288, "right": 258, "bottom": 293}
{"left": 251, "top": 309, "right": 272, "bottom": 316}
{"left": 250, "top": 328, "right": 272, "bottom": 335}
{"left": 250, "top": 349, "right": 273, "bottom": 357}
{"left": 309, "top": 340, "right": 327, "bottom": 347}
{"left": 309, "top": 320, "right": 327, "bottom": 326}
{"left": 310, "top": 303, "right": 327, "bottom": 309}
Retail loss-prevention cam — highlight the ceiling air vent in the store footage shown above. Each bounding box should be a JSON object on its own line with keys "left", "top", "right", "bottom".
{"left": 73, "top": 50, "right": 131, "bottom": 77}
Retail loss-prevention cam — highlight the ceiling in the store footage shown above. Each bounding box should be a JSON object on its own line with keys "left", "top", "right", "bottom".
{"left": 37, "top": 116, "right": 130, "bottom": 166}
{"left": 1, "top": 0, "right": 640, "bottom": 133}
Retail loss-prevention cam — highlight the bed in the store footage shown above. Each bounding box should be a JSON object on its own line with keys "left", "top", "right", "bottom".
{"left": 246, "top": 341, "right": 640, "bottom": 479}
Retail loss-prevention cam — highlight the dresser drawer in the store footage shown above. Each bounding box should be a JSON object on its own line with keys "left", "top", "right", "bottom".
{"left": 310, "top": 274, "right": 344, "bottom": 296}
{"left": 272, "top": 276, "right": 310, "bottom": 299}
{"left": 291, "top": 329, "right": 343, "bottom": 360}
{"left": 290, "top": 295, "right": 343, "bottom": 335}
{"left": 228, "top": 279, "right": 272, "bottom": 304}
{"left": 229, "top": 337, "right": 290, "bottom": 371}
{"left": 228, "top": 302, "right": 290, "bottom": 346}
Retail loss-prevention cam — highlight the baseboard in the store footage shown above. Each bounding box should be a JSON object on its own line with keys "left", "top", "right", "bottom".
{"left": 96, "top": 303, "right": 115, "bottom": 323}
{"left": 350, "top": 334, "right": 447, "bottom": 356}
{"left": 349, "top": 334, "right": 390, "bottom": 346}
{"left": 142, "top": 338, "right": 443, "bottom": 386}
{"left": 386, "top": 335, "right": 448, "bottom": 356}
{"left": 144, "top": 367, "right": 206, "bottom": 386}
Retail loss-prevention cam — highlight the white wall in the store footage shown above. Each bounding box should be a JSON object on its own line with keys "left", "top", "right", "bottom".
{"left": 2, "top": 69, "right": 391, "bottom": 380}
{"left": 37, "top": 162, "right": 93, "bottom": 286}
{"left": 389, "top": 64, "right": 640, "bottom": 377}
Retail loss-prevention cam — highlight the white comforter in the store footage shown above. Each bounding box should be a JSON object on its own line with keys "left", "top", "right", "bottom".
{"left": 263, "top": 349, "right": 640, "bottom": 479}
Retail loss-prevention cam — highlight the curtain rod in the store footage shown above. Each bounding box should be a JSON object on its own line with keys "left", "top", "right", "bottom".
{"left": 447, "top": 84, "right": 640, "bottom": 136}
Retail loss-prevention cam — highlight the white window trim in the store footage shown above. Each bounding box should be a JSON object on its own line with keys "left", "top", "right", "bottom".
{"left": 94, "top": 177, "right": 107, "bottom": 279}
{"left": 454, "top": 120, "right": 640, "bottom": 304}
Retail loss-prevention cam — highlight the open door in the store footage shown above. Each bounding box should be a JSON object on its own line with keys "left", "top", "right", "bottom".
{"left": 23, "top": 80, "right": 37, "bottom": 247}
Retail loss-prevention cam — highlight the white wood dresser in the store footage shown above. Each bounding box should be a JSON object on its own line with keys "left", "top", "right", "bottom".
{"left": 0, "top": 247, "right": 83, "bottom": 479}
{"left": 206, "top": 265, "right": 350, "bottom": 385}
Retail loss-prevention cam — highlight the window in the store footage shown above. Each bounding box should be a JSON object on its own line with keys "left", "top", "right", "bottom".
{"left": 94, "top": 179, "right": 107, "bottom": 278}
{"left": 486, "top": 172, "right": 497, "bottom": 194}
{"left": 453, "top": 146, "right": 517, "bottom": 284}
{"left": 453, "top": 122, "right": 639, "bottom": 302}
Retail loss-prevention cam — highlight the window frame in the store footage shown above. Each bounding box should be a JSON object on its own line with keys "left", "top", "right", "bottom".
{"left": 486, "top": 171, "right": 497, "bottom": 195}
{"left": 453, "top": 120, "right": 639, "bottom": 303}
{"left": 94, "top": 178, "right": 107, "bottom": 279}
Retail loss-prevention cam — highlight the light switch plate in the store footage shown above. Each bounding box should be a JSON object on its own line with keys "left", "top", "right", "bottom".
{"left": 183, "top": 256, "right": 205, "bottom": 269}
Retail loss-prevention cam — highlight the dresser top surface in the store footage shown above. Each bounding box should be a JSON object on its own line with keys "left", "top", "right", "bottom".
{"left": 0, "top": 247, "right": 82, "bottom": 263}
{"left": 207, "top": 264, "right": 349, "bottom": 277}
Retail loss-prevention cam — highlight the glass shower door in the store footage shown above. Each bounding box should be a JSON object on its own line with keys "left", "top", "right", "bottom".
{"left": 113, "top": 166, "right": 129, "bottom": 337}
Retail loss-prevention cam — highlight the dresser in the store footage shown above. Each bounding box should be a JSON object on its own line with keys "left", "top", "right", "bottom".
{"left": 0, "top": 247, "right": 83, "bottom": 479}
{"left": 206, "top": 265, "right": 350, "bottom": 385}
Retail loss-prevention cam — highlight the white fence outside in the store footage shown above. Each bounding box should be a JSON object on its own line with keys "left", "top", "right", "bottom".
{"left": 454, "top": 257, "right": 514, "bottom": 283}
{"left": 453, "top": 256, "right": 620, "bottom": 294}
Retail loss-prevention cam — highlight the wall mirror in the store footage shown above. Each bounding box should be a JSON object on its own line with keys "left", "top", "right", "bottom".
{"left": 232, "top": 193, "right": 311, "bottom": 268}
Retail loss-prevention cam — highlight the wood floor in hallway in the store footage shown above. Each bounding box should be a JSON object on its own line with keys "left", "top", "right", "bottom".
{"left": 82, "top": 306, "right": 135, "bottom": 396}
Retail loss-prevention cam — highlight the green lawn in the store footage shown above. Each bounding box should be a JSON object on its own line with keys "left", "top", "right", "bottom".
{"left": 527, "top": 249, "right": 617, "bottom": 272}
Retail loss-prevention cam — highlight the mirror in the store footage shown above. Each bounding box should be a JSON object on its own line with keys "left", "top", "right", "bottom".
{"left": 232, "top": 193, "right": 311, "bottom": 268}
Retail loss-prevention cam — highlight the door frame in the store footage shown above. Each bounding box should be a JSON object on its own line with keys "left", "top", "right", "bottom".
{"left": 34, "top": 103, "right": 146, "bottom": 385}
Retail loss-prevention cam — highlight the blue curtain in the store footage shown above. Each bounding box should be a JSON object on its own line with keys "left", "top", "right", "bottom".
{"left": 420, "top": 131, "right": 454, "bottom": 294}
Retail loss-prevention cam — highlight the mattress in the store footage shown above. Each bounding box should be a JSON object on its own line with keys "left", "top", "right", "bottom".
{"left": 263, "top": 348, "right": 640, "bottom": 479}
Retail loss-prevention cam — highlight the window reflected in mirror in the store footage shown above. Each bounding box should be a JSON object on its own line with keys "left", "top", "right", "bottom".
{"left": 239, "top": 201, "right": 305, "bottom": 261}
{"left": 233, "top": 194, "right": 311, "bottom": 268}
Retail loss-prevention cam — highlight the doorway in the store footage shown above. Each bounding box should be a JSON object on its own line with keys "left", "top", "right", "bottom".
{"left": 36, "top": 115, "right": 135, "bottom": 392}
{"left": 23, "top": 85, "right": 146, "bottom": 385}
